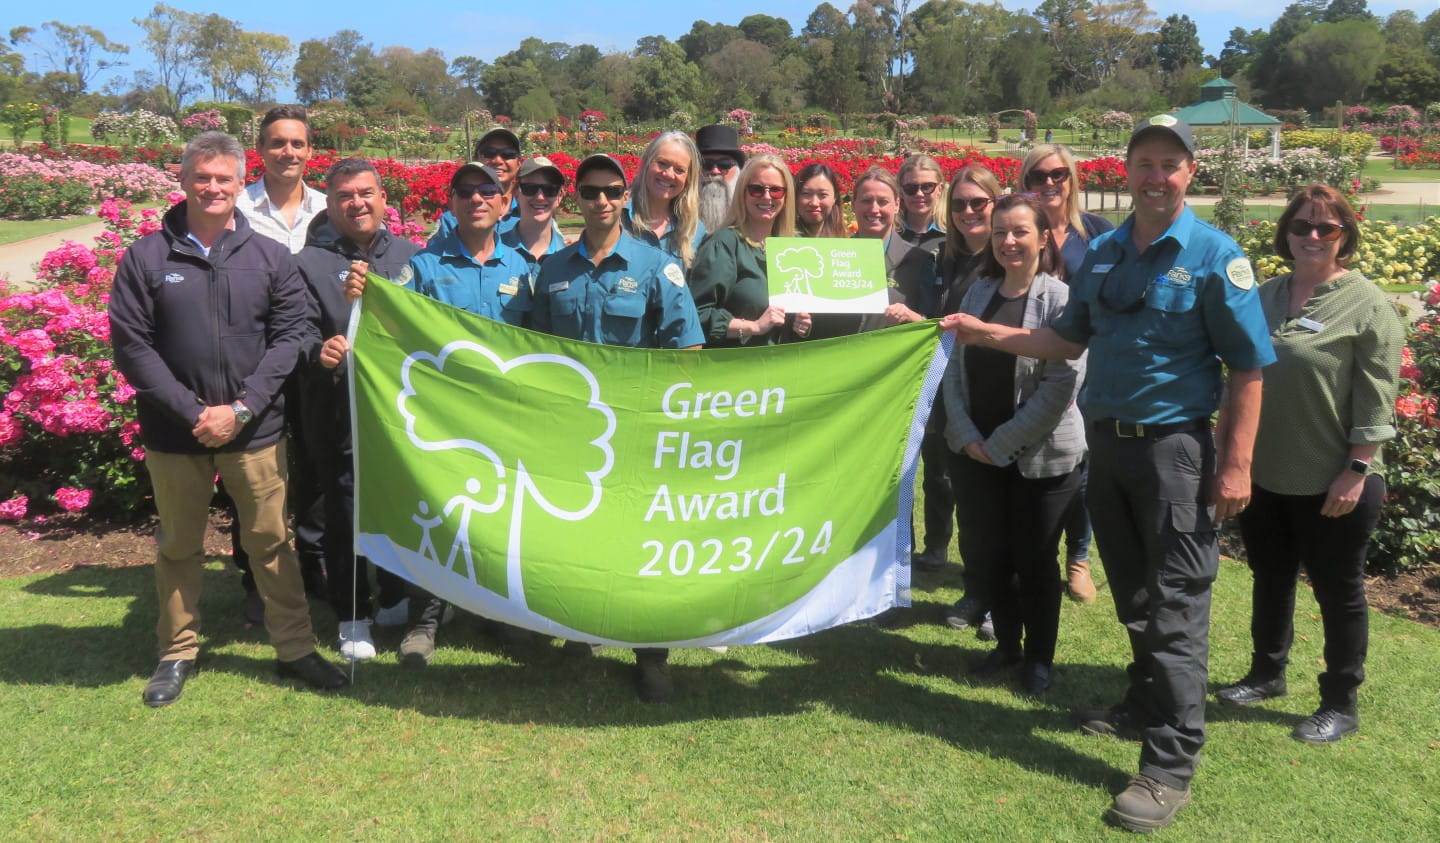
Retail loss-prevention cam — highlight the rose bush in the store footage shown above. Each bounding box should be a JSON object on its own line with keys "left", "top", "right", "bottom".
{"left": 0, "top": 152, "right": 178, "bottom": 219}
{"left": 1370, "top": 282, "right": 1440, "bottom": 574}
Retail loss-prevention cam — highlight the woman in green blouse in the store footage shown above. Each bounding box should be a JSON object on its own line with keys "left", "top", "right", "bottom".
{"left": 688, "top": 154, "right": 811, "bottom": 347}
{"left": 1216, "top": 184, "right": 1404, "bottom": 744}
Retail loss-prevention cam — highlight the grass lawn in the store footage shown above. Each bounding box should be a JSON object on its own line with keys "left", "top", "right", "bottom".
{"left": 0, "top": 116, "right": 93, "bottom": 149}
{"left": 0, "top": 534, "right": 1436, "bottom": 839}
{"left": 1361, "top": 157, "right": 1440, "bottom": 184}
{"left": 0, "top": 215, "right": 100, "bottom": 247}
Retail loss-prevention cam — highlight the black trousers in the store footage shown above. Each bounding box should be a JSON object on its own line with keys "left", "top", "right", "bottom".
{"left": 1236, "top": 475, "right": 1383, "bottom": 709}
{"left": 1088, "top": 424, "right": 1218, "bottom": 790}
{"left": 918, "top": 403, "right": 958, "bottom": 554}
{"left": 951, "top": 456, "right": 1081, "bottom": 665}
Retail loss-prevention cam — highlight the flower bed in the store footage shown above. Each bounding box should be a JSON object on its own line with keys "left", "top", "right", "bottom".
{"left": 0, "top": 152, "right": 178, "bottom": 219}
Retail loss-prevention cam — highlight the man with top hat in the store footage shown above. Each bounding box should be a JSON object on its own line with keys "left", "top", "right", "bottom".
{"left": 531, "top": 153, "right": 704, "bottom": 702}
{"left": 942, "top": 115, "right": 1275, "bottom": 832}
{"left": 694, "top": 124, "right": 746, "bottom": 232}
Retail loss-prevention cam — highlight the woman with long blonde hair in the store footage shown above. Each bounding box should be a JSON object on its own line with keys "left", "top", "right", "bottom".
{"left": 625, "top": 131, "right": 705, "bottom": 268}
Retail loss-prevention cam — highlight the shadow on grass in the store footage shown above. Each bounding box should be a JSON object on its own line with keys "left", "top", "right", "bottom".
{"left": 3, "top": 561, "right": 1139, "bottom": 791}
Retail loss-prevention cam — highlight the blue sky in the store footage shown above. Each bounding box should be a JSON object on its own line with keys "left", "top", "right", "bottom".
{"left": 6, "top": 1, "right": 1428, "bottom": 98}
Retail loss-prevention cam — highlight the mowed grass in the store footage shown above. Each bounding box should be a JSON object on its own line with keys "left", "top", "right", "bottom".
{"left": 0, "top": 522, "right": 1437, "bottom": 840}
{"left": 0, "top": 215, "right": 99, "bottom": 247}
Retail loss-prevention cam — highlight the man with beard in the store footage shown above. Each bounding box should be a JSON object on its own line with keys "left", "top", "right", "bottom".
{"left": 695, "top": 124, "right": 745, "bottom": 233}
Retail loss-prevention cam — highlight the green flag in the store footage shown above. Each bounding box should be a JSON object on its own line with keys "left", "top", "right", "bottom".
{"left": 351, "top": 275, "right": 950, "bottom": 647}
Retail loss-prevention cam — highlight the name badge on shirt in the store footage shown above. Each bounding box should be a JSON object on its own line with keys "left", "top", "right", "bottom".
{"left": 1092, "top": 263, "right": 1114, "bottom": 273}
{"left": 498, "top": 282, "right": 519, "bottom": 296}
{"left": 548, "top": 280, "right": 569, "bottom": 293}
{"left": 1297, "top": 316, "right": 1325, "bottom": 332}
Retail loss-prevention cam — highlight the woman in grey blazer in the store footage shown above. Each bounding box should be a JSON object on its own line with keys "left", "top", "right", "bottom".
{"left": 943, "top": 193, "right": 1087, "bottom": 695}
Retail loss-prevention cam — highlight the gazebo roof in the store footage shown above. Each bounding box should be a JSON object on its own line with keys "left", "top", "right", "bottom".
{"left": 1172, "top": 78, "right": 1281, "bottom": 128}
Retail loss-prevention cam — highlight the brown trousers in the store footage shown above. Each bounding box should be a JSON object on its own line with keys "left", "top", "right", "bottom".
{"left": 146, "top": 441, "right": 316, "bottom": 662}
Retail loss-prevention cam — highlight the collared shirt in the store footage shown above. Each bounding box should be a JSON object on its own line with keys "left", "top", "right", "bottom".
{"left": 500, "top": 221, "right": 567, "bottom": 290}
{"left": 898, "top": 218, "right": 945, "bottom": 259}
{"left": 1250, "top": 269, "right": 1403, "bottom": 495}
{"left": 531, "top": 231, "right": 704, "bottom": 348}
{"left": 402, "top": 230, "right": 533, "bottom": 326}
{"left": 235, "top": 178, "right": 326, "bottom": 254}
{"left": 1052, "top": 206, "right": 1275, "bottom": 425}
{"left": 621, "top": 203, "right": 706, "bottom": 264}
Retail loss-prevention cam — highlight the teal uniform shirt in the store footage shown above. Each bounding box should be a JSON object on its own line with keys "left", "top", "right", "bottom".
{"left": 500, "top": 221, "right": 566, "bottom": 289}
{"left": 1051, "top": 206, "right": 1275, "bottom": 425}
{"left": 621, "top": 203, "right": 706, "bottom": 264}
{"left": 403, "top": 229, "right": 533, "bottom": 326}
{"left": 532, "top": 231, "right": 705, "bottom": 349}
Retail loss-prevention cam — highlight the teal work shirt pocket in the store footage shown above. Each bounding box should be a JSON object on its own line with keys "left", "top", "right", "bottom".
{"left": 601, "top": 293, "right": 647, "bottom": 346}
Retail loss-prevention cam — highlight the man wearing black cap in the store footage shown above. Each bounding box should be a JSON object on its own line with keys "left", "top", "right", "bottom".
{"left": 695, "top": 124, "right": 745, "bottom": 232}
{"left": 943, "top": 114, "right": 1274, "bottom": 832}
{"left": 532, "top": 153, "right": 704, "bottom": 702}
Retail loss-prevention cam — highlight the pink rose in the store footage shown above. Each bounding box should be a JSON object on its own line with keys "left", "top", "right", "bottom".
{"left": 0, "top": 495, "right": 28, "bottom": 521}
{"left": 0, "top": 412, "right": 21, "bottom": 448}
{"left": 54, "top": 487, "right": 92, "bottom": 513}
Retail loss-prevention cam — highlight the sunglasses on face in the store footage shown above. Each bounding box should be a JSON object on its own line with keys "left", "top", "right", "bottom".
{"left": 577, "top": 184, "right": 626, "bottom": 201}
{"left": 703, "top": 158, "right": 737, "bottom": 172}
{"left": 517, "top": 182, "right": 563, "bottom": 199}
{"left": 745, "top": 184, "right": 786, "bottom": 198}
{"left": 950, "top": 197, "right": 992, "bottom": 214}
{"left": 1025, "top": 167, "right": 1070, "bottom": 186}
{"left": 902, "top": 182, "right": 939, "bottom": 196}
{"left": 1287, "top": 219, "right": 1346, "bottom": 241}
{"left": 477, "top": 146, "right": 520, "bottom": 161}
{"left": 451, "top": 182, "right": 503, "bottom": 200}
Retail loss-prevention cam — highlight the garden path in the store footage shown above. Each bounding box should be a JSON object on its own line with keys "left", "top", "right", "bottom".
{"left": 0, "top": 221, "right": 107, "bottom": 290}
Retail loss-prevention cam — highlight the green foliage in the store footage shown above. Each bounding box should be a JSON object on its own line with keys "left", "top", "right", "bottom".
{"left": 0, "top": 175, "right": 92, "bottom": 219}
{"left": 1372, "top": 287, "right": 1440, "bottom": 574}
{"left": 2, "top": 102, "right": 46, "bottom": 147}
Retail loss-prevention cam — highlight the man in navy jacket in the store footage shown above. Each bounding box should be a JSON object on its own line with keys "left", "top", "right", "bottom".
{"left": 109, "top": 131, "right": 347, "bottom": 706}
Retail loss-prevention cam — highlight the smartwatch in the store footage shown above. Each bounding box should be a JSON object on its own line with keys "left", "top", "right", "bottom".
{"left": 230, "top": 401, "right": 254, "bottom": 426}
{"left": 1348, "top": 458, "right": 1370, "bottom": 475}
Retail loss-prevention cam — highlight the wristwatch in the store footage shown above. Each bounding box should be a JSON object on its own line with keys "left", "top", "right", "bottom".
{"left": 230, "top": 401, "right": 254, "bottom": 426}
{"left": 1348, "top": 458, "right": 1370, "bottom": 475}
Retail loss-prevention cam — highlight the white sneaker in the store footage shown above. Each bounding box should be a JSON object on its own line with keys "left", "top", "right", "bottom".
{"left": 338, "top": 619, "right": 377, "bottom": 662}
{"left": 705, "top": 646, "right": 729, "bottom": 654}
{"left": 373, "top": 597, "right": 410, "bottom": 627}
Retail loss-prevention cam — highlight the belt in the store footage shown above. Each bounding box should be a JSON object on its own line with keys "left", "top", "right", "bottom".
{"left": 1091, "top": 418, "right": 1209, "bottom": 439}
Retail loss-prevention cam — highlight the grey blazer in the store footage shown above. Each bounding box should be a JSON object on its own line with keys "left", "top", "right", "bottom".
{"left": 942, "top": 272, "right": 1088, "bottom": 479}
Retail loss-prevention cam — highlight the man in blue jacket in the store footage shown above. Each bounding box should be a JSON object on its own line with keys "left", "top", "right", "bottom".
{"left": 109, "top": 131, "right": 348, "bottom": 707}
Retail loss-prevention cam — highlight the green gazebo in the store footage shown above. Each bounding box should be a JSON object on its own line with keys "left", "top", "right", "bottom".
{"left": 1171, "top": 78, "right": 1282, "bottom": 158}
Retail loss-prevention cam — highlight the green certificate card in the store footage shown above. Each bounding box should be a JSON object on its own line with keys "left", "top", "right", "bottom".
{"left": 765, "top": 237, "right": 888, "bottom": 314}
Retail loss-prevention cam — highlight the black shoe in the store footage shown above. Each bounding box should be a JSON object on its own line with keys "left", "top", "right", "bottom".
{"left": 912, "top": 546, "right": 947, "bottom": 572}
{"left": 944, "top": 595, "right": 985, "bottom": 630}
{"left": 970, "top": 647, "right": 1022, "bottom": 677}
{"left": 142, "top": 659, "right": 196, "bottom": 707}
{"left": 276, "top": 652, "right": 349, "bottom": 690}
{"left": 1216, "top": 673, "right": 1287, "bottom": 706}
{"left": 1079, "top": 701, "right": 1143, "bottom": 741}
{"left": 636, "top": 653, "right": 673, "bottom": 703}
{"left": 1292, "top": 706, "right": 1359, "bottom": 743}
{"left": 241, "top": 589, "right": 265, "bottom": 626}
{"left": 1019, "top": 661, "right": 1053, "bottom": 695}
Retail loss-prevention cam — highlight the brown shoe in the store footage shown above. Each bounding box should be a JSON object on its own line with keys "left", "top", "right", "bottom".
{"left": 1066, "top": 558, "right": 1097, "bottom": 603}
{"left": 1105, "top": 774, "right": 1191, "bottom": 832}
{"left": 398, "top": 625, "right": 436, "bottom": 667}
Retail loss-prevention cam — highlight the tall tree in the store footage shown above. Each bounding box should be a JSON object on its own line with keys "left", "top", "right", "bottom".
{"left": 132, "top": 4, "right": 202, "bottom": 114}
{"left": 1215, "top": 27, "right": 1266, "bottom": 80}
{"left": 1155, "top": 14, "right": 1203, "bottom": 73}
{"left": 703, "top": 39, "right": 776, "bottom": 111}
{"left": 1282, "top": 18, "right": 1382, "bottom": 110}
{"left": 737, "top": 14, "right": 794, "bottom": 55}
{"left": 906, "top": 1, "right": 1010, "bottom": 114}
{"left": 678, "top": 21, "right": 742, "bottom": 65}
{"left": 1249, "top": 0, "right": 1325, "bottom": 104}
{"left": 802, "top": 3, "right": 866, "bottom": 115}
{"left": 11, "top": 21, "right": 128, "bottom": 105}
{"left": 629, "top": 38, "right": 703, "bottom": 120}
{"left": 1321, "top": 0, "right": 1372, "bottom": 24}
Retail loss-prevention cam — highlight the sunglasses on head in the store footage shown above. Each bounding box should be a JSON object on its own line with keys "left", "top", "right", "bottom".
{"left": 950, "top": 197, "right": 992, "bottom": 214}
{"left": 703, "top": 158, "right": 738, "bottom": 172}
{"left": 745, "top": 184, "right": 786, "bottom": 198}
{"left": 902, "top": 182, "right": 939, "bottom": 196}
{"left": 451, "top": 182, "right": 503, "bottom": 200}
{"left": 1287, "top": 219, "right": 1345, "bottom": 241}
{"left": 518, "top": 182, "right": 562, "bottom": 198}
{"left": 1025, "top": 166, "right": 1070, "bottom": 186}
{"left": 577, "top": 184, "right": 626, "bottom": 201}
{"left": 477, "top": 146, "right": 519, "bottom": 161}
